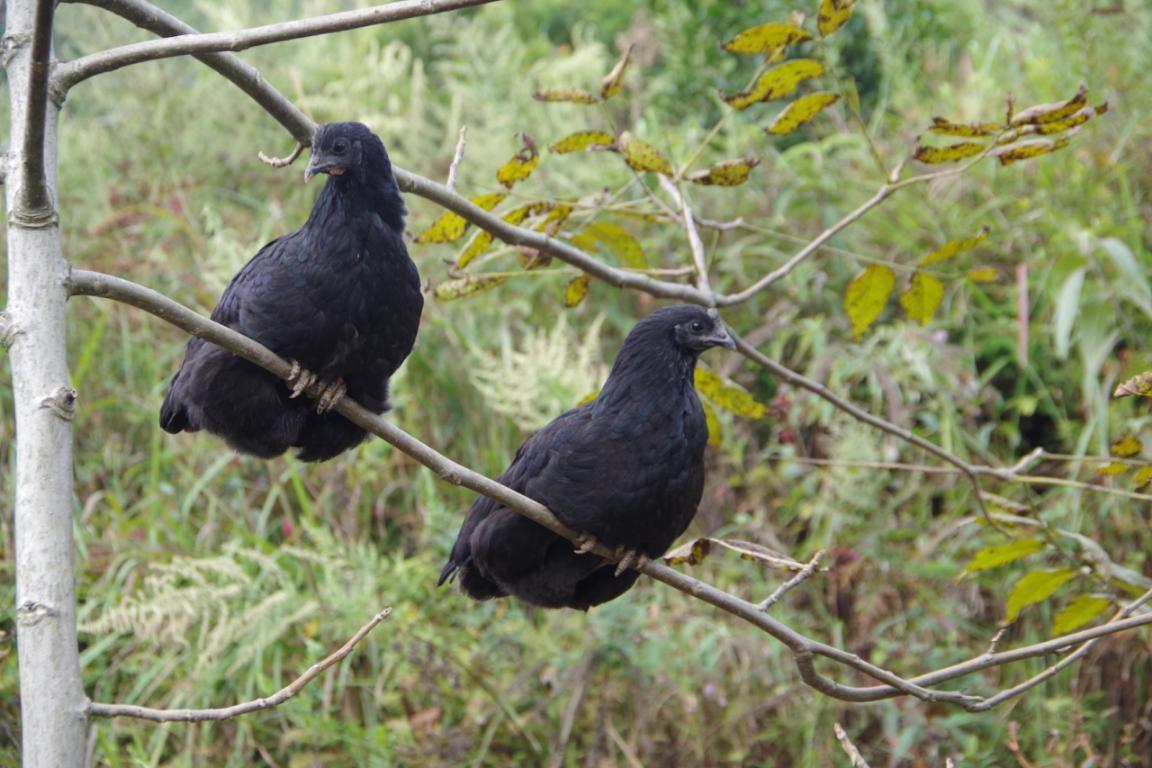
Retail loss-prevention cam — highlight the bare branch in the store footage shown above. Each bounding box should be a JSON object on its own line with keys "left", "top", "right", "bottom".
{"left": 758, "top": 550, "right": 824, "bottom": 611}
{"left": 53, "top": 0, "right": 499, "bottom": 94}
{"left": 88, "top": 608, "right": 392, "bottom": 721}
{"left": 658, "top": 175, "right": 712, "bottom": 295}
{"left": 14, "top": 0, "right": 55, "bottom": 219}
{"left": 833, "top": 723, "right": 872, "bottom": 768}
{"left": 258, "top": 142, "right": 304, "bottom": 168}
{"left": 446, "top": 125, "right": 468, "bottom": 191}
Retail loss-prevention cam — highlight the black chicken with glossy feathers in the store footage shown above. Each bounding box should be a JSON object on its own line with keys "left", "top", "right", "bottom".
{"left": 439, "top": 305, "right": 735, "bottom": 609}
{"left": 159, "top": 122, "right": 422, "bottom": 462}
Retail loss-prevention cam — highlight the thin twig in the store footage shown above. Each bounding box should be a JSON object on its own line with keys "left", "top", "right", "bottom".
{"left": 87, "top": 608, "right": 391, "bottom": 721}
{"left": 446, "top": 125, "right": 467, "bottom": 191}
{"left": 833, "top": 723, "right": 872, "bottom": 768}
{"left": 759, "top": 550, "right": 824, "bottom": 611}
{"left": 53, "top": 0, "right": 500, "bottom": 93}
{"left": 658, "top": 175, "right": 711, "bottom": 295}
{"left": 258, "top": 142, "right": 304, "bottom": 168}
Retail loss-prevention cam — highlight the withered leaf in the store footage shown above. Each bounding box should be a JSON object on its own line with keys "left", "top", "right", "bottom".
{"left": 721, "top": 22, "right": 812, "bottom": 53}
{"left": 766, "top": 92, "right": 840, "bottom": 135}
{"left": 723, "top": 59, "right": 824, "bottom": 110}
{"left": 686, "top": 157, "right": 761, "bottom": 186}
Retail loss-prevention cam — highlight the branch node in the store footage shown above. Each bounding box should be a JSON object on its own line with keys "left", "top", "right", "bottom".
{"left": 16, "top": 599, "right": 59, "bottom": 626}
{"left": 0, "top": 312, "right": 23, "bottom": 349}
{"left": 1, "top": 32, "right": 30, "bottom": 67}
{"left": 9, "top": 205, "right": 58, "bottom": 228}
{"left": 258, "top": 142, "right": 305, "bottom": 168}
{"left": 38, "top": 386, "right": 78, "bottom": 421}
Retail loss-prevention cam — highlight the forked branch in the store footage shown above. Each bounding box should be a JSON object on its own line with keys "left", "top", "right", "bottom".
{"left": 88, "top": 608, "right": 392, "bottom": 721}
{"left": 66, "top": 269, "right": 1152, "bottom": 709}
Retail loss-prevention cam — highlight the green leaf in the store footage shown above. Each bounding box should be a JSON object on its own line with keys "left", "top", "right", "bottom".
{"left": 965, "top": 539, "right": 1046, "bottom": 573}
{"left": 1052, "top": 595, "right": 1110, "bottom": 636}
{"left": 695, "top": 369, "right": 767, "bottom": 419}
{"left": 899, "top": 273, "right": 946, "bottom": 326}
{"left": 844, "top": 265, "right": 895, "bottom": 340}
{"left": 580, "top": 222, "right": 647, "bottom": 268}
{"left": 1053, "top": 268, "right": 1086, "bottom": 361}
{"left": 721, "top": 22, "right": 812, "bottom": 54}
{"left": 1005, "top": 568, "right": 1077, "bottom": 623}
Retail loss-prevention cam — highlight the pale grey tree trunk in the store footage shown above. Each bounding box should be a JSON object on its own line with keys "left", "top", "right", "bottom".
{"left": 4, "top": 0, "right": 88, "bottom": 765}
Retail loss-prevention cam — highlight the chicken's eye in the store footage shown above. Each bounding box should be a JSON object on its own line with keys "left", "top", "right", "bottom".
{"left": 332, "top": 140, "right": 349, "bottom": 154}
{"left": 690, "top": 321, "right": 704, "bottom": 332}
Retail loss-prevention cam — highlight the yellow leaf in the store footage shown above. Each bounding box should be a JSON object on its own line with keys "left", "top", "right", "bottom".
{"left": 433, "top": 274, "right": 507, "bottom": 302}
{"left": 1132, "top": 466, "right": 1152, "bottom": 488}
{"left": 302, "top": 619, "right": 320, "bottom": 639}
{"left": 913, "top": 141, "right": 986, "bottom": 164}
{"left": 569, "top": 231, "right": 598, "bottom": 252}
{"left": 766, "top": 92, "right": 840, "bottom": 135}
{"left": 1052, "top": 595, "right": 1110, "bottom": 636}
{"left": 1010, "top": 85, "right": 1088, "bottom": 126}
{"left": 992, "top": 138, "right": 1071, "bottom": 166}
{"left": 457, "top": 230, "right": 495, "bottom": 269}
{"left": 721, "top": 22, "right": 812, "bottom": 53}
{"left": 1097, "top": 462, "right": 1129, "bottom": 476}
{"left": 1005, "top": 568, "right": 1077, "bottom": 623}
{"left": 1111, "top": 436, "right": 1142, "bottom": 458}
{"left": 600, "top": 45, "right": 633, "bottom": 100}
{"left": 1114, "top": 371, "right": 1152, "bottom": 399}
{"left": 496, "top": 135, "right": 540, "bottom": 188}
{"left": 818, "top": 0, "right": 857, "bottom": 37}
{"left": 686, "top": 157, "right": 761, "bottom": 186}
{"left": 616, "top": 132, "right": 673, "bottom": 175}
{"left": 416, "top": 193, "right": 506, "bottom": 244}
{"left": 701, "top": 402, "right": 722, "bottom": 447}
{"left": 663, "top": 537, "right": 716, "bottom": 566}
{"left": 535, "top": 203, "right": 574, "bottom": 235}
{"left": 844, "top": 264, "right": 895, "bottom": 340}
{"left": 722, "top": 59, "right": 824, "bottom": 110}
{"left": 928, "top": 117, "right": 1003, "bottom": 137}
{"left": 550, "top": 131, "right": 616, "bottom": 154}
{"left": 564, "top": 273, "right": 590, "bottom": 307}
{"left": 695, "top": 369, "right": 768, "bottom": 419}
{"left": 472, "top": 192, "right": 509, "bottom": 211}
{"left": 577, "top": 390, "right": 599, "bottom": 406}
{"left": 921, "top": 226, "right": 990, "bottom": 267}
{"left": 581, "top": 221, "right": 647, "bottom": 268}
{"left": 965, "top": 539, "right": 1046, "bottom": 573}
{"left": 532, "top": 88, "right": 598, "bottom": 104}
{"left": 501, "top": 201, "right": 551, "bottom": 227}
{"left": 965, "top": 267, "right": 999, "bottom": 283}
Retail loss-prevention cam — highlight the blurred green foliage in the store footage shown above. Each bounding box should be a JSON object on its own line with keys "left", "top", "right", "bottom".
{"left": 2, "top": 0, "right": 1151, "bottom": 766}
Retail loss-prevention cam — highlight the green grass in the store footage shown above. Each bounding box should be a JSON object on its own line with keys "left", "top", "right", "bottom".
{"left": 2, "top": 1, "right": 1151, "bottom": 765}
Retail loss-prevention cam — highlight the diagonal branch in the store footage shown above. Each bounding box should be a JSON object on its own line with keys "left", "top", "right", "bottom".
{"left": 53, "top": 0, "right": 499, "bottom": 94}
{"left": 88, "top": 608, "right": 392, "bottom": 721}
{"left": 15, "top": 0, "right": 56, "bottom": 218}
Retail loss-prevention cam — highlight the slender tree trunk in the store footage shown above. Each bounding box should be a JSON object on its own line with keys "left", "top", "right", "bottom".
{"left": 3, "top": 0, "right": 88, "bottom": 765}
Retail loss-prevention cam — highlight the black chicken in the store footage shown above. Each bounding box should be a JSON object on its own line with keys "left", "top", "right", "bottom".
{"left": 160, "top": 122, "right": 423, "bottom": 462}
{"left": 439, "top": 305, "right": 734, "bottom": 609}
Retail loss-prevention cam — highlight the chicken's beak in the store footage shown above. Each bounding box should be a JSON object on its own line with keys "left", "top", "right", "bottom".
{"left": 304, "top": 153, "right": 345, "bottom": 183}
{"left": 708, "top": 325, "right": 737, "bottom": 350}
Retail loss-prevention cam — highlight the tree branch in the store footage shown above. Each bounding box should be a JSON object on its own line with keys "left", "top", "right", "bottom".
{"left": 658, "top": 175, "right": 712, "bottom": 295}
{"left": 53, "top": 0, "right": 499, "bottom": 94}
{"left": 14, "top": 0, "right": 56, "bottom": 219}
{"left": 88, "top": 608, "right": 392, "bottom": 721}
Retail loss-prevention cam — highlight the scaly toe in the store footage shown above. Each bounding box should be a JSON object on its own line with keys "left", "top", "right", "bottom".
{"left": 573, "top": 532, "right": 599, "bottom": 555}
{"left": 613, "top": 548, "right": 647, "bottom": 577}
{"left": 315, "top": 378, "right": 347, "bottom": 414}
{"left": 286, "top": 360, "right": 316, "bottom": 399}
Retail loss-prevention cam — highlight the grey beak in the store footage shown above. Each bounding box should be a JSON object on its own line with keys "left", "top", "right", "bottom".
{"left": 304, "top": 153, "right": 322, "bottom": 183}
{"left": 705, "top": 308, "right": 737, "bottom": 350}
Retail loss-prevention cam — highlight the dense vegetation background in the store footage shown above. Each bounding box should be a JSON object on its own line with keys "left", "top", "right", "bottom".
{"left": 1, "top": 0, "right": 1150, "bottom": 765}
